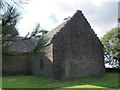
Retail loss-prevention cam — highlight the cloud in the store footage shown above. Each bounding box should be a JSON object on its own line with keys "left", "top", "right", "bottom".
{"left": 48, "top": 14, "right": 58, "bottom": 24}
{"left": 17, "top": 0, "right": 119, "bottom": 38}
{"left": 90, "top": 2, "right": 118, "bottom": 25}
{"left": 86, "top": 2, "right": 118, "bottom": 37}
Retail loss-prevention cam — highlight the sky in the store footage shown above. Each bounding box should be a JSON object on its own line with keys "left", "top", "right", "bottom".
{"left": 16, "top": 0, "right": 119, "bottom": 38}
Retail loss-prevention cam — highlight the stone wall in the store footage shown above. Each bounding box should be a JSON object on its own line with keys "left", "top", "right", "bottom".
{"left": 31, "top": 55, "right": 53, "bottom": 78}
{"left": 2, "top": 54, "right": 32, "bottom": 76}
{"left": 3, "top": 52, "right": 53, "bottom": 77}
{"left": 52, "top": 10, "right": 105, "bottom": 80}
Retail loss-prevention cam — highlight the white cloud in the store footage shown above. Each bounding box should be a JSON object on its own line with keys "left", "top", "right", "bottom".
{"left": 17, "top": 0, "right": 118, "bottom": 37}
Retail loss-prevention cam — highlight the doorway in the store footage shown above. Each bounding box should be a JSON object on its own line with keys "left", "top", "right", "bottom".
{"left": 64, "top": 60, "right": 71, "bottom": 77}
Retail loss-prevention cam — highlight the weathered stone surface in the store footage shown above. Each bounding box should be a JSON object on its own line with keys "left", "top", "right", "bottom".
{"left": 9, "top": 37, "right": 39, "bottom": 54}
{"left": 31, "top": 44, "right": 53, "bottom": 78}
{"left": 45, "top": 10, "right": 105, "bottom": 80}
{"left": 2, "top": 54, "right": 32, "bottom": 75}
{"left": 32, "top": 56, "right": 53, "bottom": 78}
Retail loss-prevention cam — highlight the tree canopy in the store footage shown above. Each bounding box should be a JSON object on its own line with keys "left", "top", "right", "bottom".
{"left": 102, "top": 28, "right": 120, "bottom": 67}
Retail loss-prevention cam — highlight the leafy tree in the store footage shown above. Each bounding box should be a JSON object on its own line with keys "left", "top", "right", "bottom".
{"left": 118, "top": 18, "right": 120, "bottom": 23}
{"left": 102, "top": 28, "right": 119, "bottom": 67}
{"left": 116, "top": 18, "right": 120, "bottom": 64}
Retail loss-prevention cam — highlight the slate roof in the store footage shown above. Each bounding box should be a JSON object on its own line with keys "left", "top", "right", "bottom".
{"left": 45, "top": 17, "right": 71, "bottom": 41}
{"left": 5, "top": 35, "right": 39, "bottom": 55}
{"left": 11, "top": 39, "right": 38, "bottom": 54}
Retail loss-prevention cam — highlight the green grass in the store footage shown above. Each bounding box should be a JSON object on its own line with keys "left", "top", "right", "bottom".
{"left": 2, "top": 73, "right": 119, "bottom": 89}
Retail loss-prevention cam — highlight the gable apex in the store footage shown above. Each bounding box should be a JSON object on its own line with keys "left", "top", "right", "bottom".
{"left": 72, "top": 10, "right": 84, "bottom": 18}
{"left": 46, "top": 10, "right": 101, "bottom": 45}
{"left": 74, "top": 10, "right": 82, "bottom": 15}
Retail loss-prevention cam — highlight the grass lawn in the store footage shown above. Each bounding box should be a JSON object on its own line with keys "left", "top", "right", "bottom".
{"left": 2, "top": 73, "right": 119, "bottom": 89}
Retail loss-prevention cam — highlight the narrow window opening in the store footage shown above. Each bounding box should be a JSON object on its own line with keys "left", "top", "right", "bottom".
{"left": 40, "top": 59, "right": 43, "bottom": 69}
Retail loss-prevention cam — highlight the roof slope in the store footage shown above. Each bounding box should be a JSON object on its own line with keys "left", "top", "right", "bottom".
{"left": 10, "top": 38, "right": 39, "bottom": 54}
{"left": 45, "top": 10, "right": 101, "bottom": 44}
{"left": 45, "top": 17, "right": 71, "bottom": 41}
{"left": 4, "top": 35, "right": 39, "bottom": 55}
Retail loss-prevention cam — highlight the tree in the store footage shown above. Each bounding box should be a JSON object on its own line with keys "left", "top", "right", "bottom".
{"left": 2, "top": 4, "right": 20, "bottom": 35}
{"left": 101, "top": 28, "right": 119, "bottom": 67}
{"left": 1, "top": 0, "right": 50, "bottom": 57}
{"left": 118, "top": 18, "right": 120, "bottom": 23}
{"left": 116, "top": 18, "right": 120, "bottom": 64}
{"left": 34, "top": 26, "right": 48, "bottom": 38}
{"left": 0, "top": 0, "right": 43, "bottom": 40}
{"left": 32, "top": 23, "right": 49, "bottom": 57}
{"left": 1, "top": 0, "right": 30, "bottom": 36}
{"left": 1, "top": 0, "right": 37, "bottom": 44}
{"left": 1, "top": 0, "right": 22, "bottom": 53}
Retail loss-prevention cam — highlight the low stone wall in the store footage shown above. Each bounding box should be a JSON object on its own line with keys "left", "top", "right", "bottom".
{"left": 2, "top": 53, "right": 53, "bottom": 77}
{"left": 2, "top": 54, "right": 32, "bottom": 76}
{"left": 31, "top": 56, "right": 53, "bottom": 78}
{"left": 105, "top": 68, "right": 120, "bottom": 73}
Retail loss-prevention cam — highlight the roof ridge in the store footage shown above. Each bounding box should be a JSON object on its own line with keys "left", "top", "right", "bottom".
{"left": 45, "top": 17, "right": 71, "bottom": 40}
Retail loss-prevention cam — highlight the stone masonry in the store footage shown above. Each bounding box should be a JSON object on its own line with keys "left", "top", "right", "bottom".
{"left": 45, "top": 10, "right": 105, "bottom": 80}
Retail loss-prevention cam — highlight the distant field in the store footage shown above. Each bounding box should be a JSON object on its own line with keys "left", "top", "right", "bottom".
{"left": 2, "top": 73, "right": 119, "bottom": 89}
